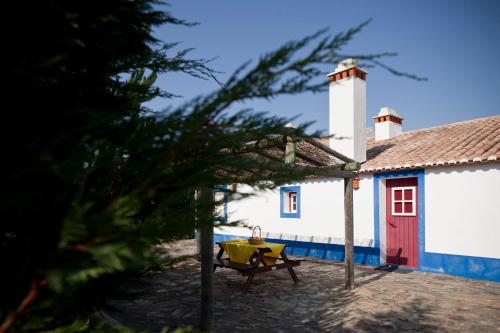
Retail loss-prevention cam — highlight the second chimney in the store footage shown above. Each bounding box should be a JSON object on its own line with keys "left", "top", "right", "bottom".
{"left": 373, "top": 107, "right": 403, "bottom": 141}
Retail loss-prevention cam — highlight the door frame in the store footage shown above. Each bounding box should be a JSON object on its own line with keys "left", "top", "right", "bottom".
{"left": 373, "top": 169, "right": 425, "bottom": 269}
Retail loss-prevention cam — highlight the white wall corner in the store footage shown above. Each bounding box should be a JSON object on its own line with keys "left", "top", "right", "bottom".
{"left": 378, "top": 179, "right": 387, "bottom": 264}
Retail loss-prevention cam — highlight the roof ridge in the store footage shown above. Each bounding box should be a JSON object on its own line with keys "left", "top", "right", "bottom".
{"left": 399, "top": 115, "right": 500, "bottom": 136}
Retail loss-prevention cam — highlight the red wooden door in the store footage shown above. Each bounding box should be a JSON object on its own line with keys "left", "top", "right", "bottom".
{"left": 386, "top": 177, "right": 418, "bottom": 267}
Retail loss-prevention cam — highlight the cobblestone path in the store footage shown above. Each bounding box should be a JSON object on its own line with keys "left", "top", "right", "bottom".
{"left": 108, "top": 241, "right": 500, "bottom": 332}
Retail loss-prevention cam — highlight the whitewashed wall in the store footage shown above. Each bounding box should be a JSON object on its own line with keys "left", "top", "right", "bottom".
{"left": 377, "top": 179, "right": 387, "bottom": 263}
{"left": 329, "top": 77, "right": 367, "bottom": 162}
{"left": 218, "top": 175, "right": 375, "bottom": 246}
{"left": 425, "top": 163, "right": 500, "bottom": 259}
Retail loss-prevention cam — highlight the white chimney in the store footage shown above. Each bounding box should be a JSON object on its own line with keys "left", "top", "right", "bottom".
{"left": 373, "top": 107, "right": 403, "bottom": 141}
{"left": 328, "top": 59, "right": 367, "bottom": 162}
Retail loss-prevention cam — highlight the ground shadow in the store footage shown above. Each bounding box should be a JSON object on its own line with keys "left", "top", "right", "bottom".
{"left": 106, "top": 250, "right": 500, "bottom": 333}
{"left": 317, "top": 297, "right": 439, "bottom": 332}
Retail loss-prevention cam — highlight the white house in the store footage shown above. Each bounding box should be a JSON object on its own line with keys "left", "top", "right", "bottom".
{"left": 215, "top": 59, "right": 500, "bottom": 282}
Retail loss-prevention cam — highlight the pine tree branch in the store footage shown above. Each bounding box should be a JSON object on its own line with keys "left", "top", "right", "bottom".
{"left": 0, "top": 279, "right": 47, "bottom": 333}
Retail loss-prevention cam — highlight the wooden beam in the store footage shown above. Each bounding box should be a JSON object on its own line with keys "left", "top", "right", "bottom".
{"left": 222, "top": 164, "right": 357, "bottom": 182}
{"left": 280, "top": 144, "right": 360, "bottom": 170}
{"left": 199, "top": 187, "right": 214, "bottom": 331}
{"left": 218, "top": 133, "right": 360, "bottom": 169}
{"left": 277, "top": 145, "right": 328, "bottom": 167}
{"left": 344, "top": 177, "right": 355, "bottom": 290}
{"left": 219, "top": 135, "right": 286, "bottom": 155}
{"left": 294, "top": 165, "right": 357, "bottom": 178}
{"left": 220, "top": 166, "right": 257, "bottom": 177}
{"left": 218, "top": 167, "right": 242, "bottom": 178}
{"left": 255, "top": 150, "right": 283, "bottom": 163}
{"left": 304, "top": 137, "right": 356, "bottom": 164}
{"left": 343, "top": 162, "right": 361, "bottom": 171}
{"left": 284, "top": 137, "right": 296, "bottom": 166}
{"left": 294, "top": 151, "right": 328, "bottom": 166}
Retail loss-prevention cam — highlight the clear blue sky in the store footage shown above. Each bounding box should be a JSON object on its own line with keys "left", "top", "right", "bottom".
{"left": 149, "top": 0, "right": 500, "bottom": 134}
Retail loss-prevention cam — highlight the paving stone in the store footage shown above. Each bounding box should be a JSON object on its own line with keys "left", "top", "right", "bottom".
{"left": 107, "top": 240, "right": 500, "bottom": 333}
{"left": 266, "top": 313, "right": 280, "bottom": 320}
{"left": 293, "top": 307, "right": 308, "bottom": 315}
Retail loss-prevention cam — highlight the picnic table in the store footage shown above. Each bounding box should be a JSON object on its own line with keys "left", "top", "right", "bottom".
{"left": 213, "top": 239, "right": 301, "bottom": 288}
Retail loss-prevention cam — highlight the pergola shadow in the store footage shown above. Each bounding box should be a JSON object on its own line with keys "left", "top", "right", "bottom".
{"left": 197, "top": 134, "right": 361, "bottom": 330}
{"left": 106, "top": 255, "right": 447, "bottom": 333}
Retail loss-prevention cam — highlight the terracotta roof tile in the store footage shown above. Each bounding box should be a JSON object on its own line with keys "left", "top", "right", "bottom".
{"left": 360, "top": 115, "right": 500, "bottom": 173}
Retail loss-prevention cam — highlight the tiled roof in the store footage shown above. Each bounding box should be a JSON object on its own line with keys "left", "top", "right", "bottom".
{"left": 360, "top": 115, "right": 500, "bottom": 173}
{"left": 242, "top": 115, "right": 500, "bottom": 179}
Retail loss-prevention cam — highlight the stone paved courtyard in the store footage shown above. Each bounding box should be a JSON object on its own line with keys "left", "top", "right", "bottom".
{"left": 108, "top": 241, "right": 500, "bottom": 332}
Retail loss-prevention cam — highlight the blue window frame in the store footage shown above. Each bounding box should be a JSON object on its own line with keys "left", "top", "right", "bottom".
{"left": 280, "top": 186, "right": 301, "bottom": 218}
{"left": 214, "top": 185, "right": 228, "bottom": 221}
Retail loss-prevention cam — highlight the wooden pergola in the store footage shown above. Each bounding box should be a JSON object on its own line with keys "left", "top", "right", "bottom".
{"left": 197, "top": 135, "right": 360, "bottom": 331}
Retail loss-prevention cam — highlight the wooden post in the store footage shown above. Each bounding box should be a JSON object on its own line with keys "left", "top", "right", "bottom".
{"left": 196, "top": 225, "right": 202, "bottom": 258}
{"left": 198, "top": 187, "right": 214, "bottom": 332}
{"left": 195, "top": 190, "right": 202, "bottom": 258}
{"left": 344, "top": 177, "right": 355, "bottom": 290}
{"left": 284, "top": 137, "right": 296, "bottom": 166}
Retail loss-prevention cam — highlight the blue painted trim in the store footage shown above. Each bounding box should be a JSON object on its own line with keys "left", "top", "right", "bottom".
{"left": 214, "top": 184, "right": 228, "bottom": 222}
{"left": 213, "top": 234, "right": 379, "bottom": 266}
{"left": 280, "top": 186, "right": 301, "bottom": 218}
{"left": 373, "top": 169, "right": 500, "bottom": 282}
{"left": 419, "top": 252, "right": 500, "bottom": 282}
{"left": 213, "top": 234, "right": 240, "bottom": 242}
{"left": 373, "top": 178, "right": 380, "bottom": 256}
{"left": 213, "top": 233, "right": 500, "bottom": 282}
{"left": 417, "top": 171, "right": 425, "bottom": 269}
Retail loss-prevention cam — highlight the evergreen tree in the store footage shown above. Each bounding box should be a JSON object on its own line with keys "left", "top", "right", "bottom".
{"left": 0, "top": 1, "right": 421, "bottom": 332}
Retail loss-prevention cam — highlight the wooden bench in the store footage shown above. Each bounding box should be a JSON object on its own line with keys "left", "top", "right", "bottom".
{"left": 213, "top": 242, "right": 302, "bottom": 288}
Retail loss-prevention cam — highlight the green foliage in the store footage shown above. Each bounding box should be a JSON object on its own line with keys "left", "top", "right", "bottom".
{"left": 0, "top": 1, "right": 419, "bottom": 332}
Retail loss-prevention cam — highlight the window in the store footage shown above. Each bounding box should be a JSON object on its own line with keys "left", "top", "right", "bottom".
{"left": 391, "top": 186, "right": 416, "bottom": 216}
{"left": 214, "top": 185, "right": 228, "bottom": 221}
{"left": 280, "top": 186, "right": 301, "bottom": 218}
{"left": 289, "top": 192, "right": 297, "bottom": 213}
